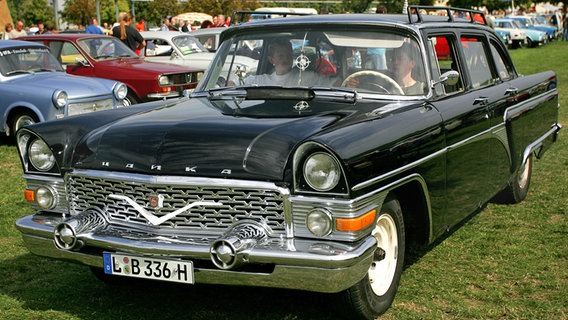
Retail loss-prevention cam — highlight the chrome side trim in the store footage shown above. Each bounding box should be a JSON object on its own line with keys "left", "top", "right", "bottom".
{"left": 354, "top": 88, "right": 558, "bottom": 192}
{"left": 352, "top": 122, "right": 500, "bottom": 192}
{"left": 504, "top": 89, "right": 557, "bottom": 122}
{"left": 523, "top": 123, "right": 562, "bottom": 163}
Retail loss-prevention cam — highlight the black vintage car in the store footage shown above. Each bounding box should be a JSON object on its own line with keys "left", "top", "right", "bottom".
{"left": 14, "top": 7, "right": 561, "bottom": 319}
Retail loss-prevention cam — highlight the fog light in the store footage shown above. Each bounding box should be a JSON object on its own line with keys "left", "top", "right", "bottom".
{"left": 35, "top": 186, "right": 56, "bottom": 210}
{"left": 306, "top": 208, "right": 333, "bottom": 237}
{"left": 54, "top": 223, "right": 77, "bottom": 250}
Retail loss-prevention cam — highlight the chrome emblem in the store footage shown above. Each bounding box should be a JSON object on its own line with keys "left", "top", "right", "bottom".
{"left": 294, "top": 101, "right": 310, "bottom": 111}
{"left": 295, "top": 54, "right": 310, "bottom": 71}
{"left": 109, "top": 194, "right": 222, "bottom": 226}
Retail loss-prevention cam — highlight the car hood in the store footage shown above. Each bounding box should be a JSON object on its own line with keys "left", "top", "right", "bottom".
{"left": 70, "top": 97, "right": 373, "bottom": 180}
{"left": 8, "top": 72, "right": 116, "bottom": 99}
{"left": 101, "top": 57, "right": 202, "bottom": 74}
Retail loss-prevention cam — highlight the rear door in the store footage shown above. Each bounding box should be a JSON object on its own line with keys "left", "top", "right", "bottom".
{"left": 426, "top": 30, "right": 511, "bottom": 230}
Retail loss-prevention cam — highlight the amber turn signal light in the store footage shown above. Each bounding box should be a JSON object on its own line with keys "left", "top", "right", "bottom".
{"left": 336, "top": 209, "right": 377, "bottom": 232}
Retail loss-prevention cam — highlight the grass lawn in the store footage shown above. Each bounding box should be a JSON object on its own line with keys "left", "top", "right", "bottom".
{"left": 0, "top": 41, "right": 566, "bottom": 320}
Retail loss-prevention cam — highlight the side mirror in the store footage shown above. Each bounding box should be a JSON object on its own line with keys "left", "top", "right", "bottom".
{"left": 431, "top": 70, "right": 460, "bottom": 88}
{"left": 75, "top": 57, "right": 89, "bottom": 67}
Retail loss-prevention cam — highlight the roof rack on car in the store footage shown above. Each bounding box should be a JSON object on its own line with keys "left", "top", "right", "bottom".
{"left": 231, "top": 10, "right": 315, "bottom": 25}
{"left": 406, "top": 6, "right": 487, "bottom": 25}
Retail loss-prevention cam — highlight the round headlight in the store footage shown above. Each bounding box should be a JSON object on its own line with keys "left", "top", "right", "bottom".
{"left": 303, "top": 152, "right": 341, "bottom": 191}
{"left": 307, "top": 208, "right": 333, "bottom": 237}
{"left": 53, "top": 90, "right": 68, "bottom": 108}
{"left": 114, "top": 83, "right": 128, "bottom": 100}
{"left": 158, "top": 75, "right": 171, "bottom": 86}
{"left": 35, "top": 186, "right": 57, "bottom": 210}
{"left": 28, "top": 139, "right": 56, "bottom": 171}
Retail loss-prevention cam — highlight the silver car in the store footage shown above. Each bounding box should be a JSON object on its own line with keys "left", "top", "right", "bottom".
{"left": 0, "top": 40, "right": 127, "bottom": 137}
{"left": 142, "top": 31, "right": 257, "bottom": 73}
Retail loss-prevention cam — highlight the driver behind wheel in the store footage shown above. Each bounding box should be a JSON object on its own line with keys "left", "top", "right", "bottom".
{"left": 390, "top": 42, "right": 426, "bottom": 95}
{"left": 345, "top": 41, "right": 426, "bottom": 95}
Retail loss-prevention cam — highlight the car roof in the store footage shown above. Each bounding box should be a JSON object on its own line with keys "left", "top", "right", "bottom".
{"left": 191, "top": 28, "right": 224, "bottom": 36}
{"left": 0, "top": 39, "right": 48, "bottom": 49}
{"left": 140, "top": 31, "right": 199, "bottom": 39}
{"left": 223, "top": 12, "right": 491, "bottom": 40}
{"left": 18, "top": 34, "right": 110, "bottom": 41}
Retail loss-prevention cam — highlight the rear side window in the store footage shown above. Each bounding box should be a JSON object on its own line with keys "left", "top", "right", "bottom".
{"left": 489, "top": 40, "right": 513, "bottom": 81}
{"left": 460, "top": 36, "right": 493, "bottom": 89}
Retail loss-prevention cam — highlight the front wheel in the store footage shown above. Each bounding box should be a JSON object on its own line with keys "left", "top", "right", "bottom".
{"left": 526, "top": 37, "right": 534, "bottom": 48}
{"left": 123, "top": 92, "right": 139, "bottom": 106}
{"left": 337, "top": 196, "right": 405, "bottom": 319}
{"left": 8, "top": 112, "right": 37, "bottom": 136}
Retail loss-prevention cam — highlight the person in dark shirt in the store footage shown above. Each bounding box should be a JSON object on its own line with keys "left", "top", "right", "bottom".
{"left": 112, "top": 12, "right": 146, "bottom": 55}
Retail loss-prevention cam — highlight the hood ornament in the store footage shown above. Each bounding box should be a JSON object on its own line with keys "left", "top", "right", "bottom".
{"left": 294, "top": 100, "right": 310, "bottom": 112}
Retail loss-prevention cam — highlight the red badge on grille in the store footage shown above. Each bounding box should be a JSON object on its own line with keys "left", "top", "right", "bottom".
{"left": 148, "top": 194, "right": 164, "bottom": 209}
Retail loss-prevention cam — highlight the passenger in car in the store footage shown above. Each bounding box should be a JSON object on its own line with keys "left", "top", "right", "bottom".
{"left": 240, "top": 38, "right": 333, "bottom": 87}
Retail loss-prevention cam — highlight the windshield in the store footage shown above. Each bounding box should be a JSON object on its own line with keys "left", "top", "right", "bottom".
{"left": 77, "top": 37, "right": 138, "bottom": 60}
{"left": 172, "top": 35, "right": 208, "bottom": 55}
{"left": 198, "top": 29, "right": 427, "bottom": 97}
{"left": 0, "top": 46, "right": 64, "bottom": 76}
{"left": 146, "top": 35, "right": 208, "bottom": 57}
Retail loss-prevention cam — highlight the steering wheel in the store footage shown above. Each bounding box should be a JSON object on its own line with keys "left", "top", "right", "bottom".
{"left": 341, "top": 70, "right": 404, "bottom": 95}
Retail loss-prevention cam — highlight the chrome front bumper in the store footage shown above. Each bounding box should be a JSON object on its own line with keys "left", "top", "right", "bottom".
{"left": 16, "top": 212, "right": 377, "bottom": 293}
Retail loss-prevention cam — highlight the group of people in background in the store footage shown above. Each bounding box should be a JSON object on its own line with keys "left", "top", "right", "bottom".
{"left": 2, "top": 20, "right": 54, "bottom": 39}
{"left": 156, "top": 14, "right": 230, "bottom": 32}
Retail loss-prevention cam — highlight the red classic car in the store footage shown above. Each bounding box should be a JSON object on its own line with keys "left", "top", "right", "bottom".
{"left": 18, "top": 34, "right": 203, "bottom": 105}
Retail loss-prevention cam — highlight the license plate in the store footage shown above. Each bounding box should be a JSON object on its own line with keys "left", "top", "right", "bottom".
{"left": 103, "top": 253, "right": 194, "bottom": 284}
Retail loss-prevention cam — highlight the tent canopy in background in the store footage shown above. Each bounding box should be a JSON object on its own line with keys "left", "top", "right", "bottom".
{"left": 172, "top": 12, "right": 213, "bottom": 24}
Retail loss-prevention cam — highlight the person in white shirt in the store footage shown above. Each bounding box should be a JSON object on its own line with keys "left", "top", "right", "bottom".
{"left": 242, "top": 39, "right": 331, "bottom": 87}
{"left": 9, "top": 21, "right": 28, "bottom": 38}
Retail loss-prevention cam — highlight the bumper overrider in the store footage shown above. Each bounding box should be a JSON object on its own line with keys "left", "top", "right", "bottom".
{"left": 16, "top": 208, "right": 378, "bottom": 293}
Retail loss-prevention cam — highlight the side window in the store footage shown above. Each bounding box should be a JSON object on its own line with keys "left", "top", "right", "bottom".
{"left": 59, "top": 42, "right": 82, "bottom": 66}
{"left": 428, "top": 34, "right": 463, "bottom": 95}
{"left": 146, "top": 39, "right": 173, "bottom": 57}
{"left": 460, "top": 36, "right": 493, "bottom": 89}
{"left": 489, "top": 40, "right": 512, "bottom": 81}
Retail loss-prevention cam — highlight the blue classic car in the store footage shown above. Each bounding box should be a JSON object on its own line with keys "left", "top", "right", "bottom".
{"left": 13, "top": 7, "right": 561, "bottom": 319}
{"left": 494, "top": 18, "right": 547, "bottom": 48}
{"left": 0, "top": 40, "right": 127, "bottom": 137}
{"left": 508, "top": 15, "right": 557, "bottom": 40}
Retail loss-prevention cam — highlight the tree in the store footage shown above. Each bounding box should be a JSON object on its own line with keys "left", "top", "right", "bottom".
{"left": 342, "top": 0, "right": 375, "bottom": 13}
{"left": 21, "top": 0, "right": 55, "bottom": 25}
{"left": 61, "top": 0, "right": 129, "bottom": 27}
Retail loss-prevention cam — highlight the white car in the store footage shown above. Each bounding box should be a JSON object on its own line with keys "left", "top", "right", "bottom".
{"left": 142, "top": 31, "right": 257, "bottom": 74}
{"left": 191, "top": 27, "right": 224, "bottom": 52}
{"left": 492, "top": 18, "right": 528, "bottom": 48}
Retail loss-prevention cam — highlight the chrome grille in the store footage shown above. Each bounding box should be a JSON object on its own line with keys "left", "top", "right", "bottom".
{"left": 66, "top": 173, "right": 287, "bottom": 235}
{"left": 68, "top": 98, "right": 114, "bottom": 116}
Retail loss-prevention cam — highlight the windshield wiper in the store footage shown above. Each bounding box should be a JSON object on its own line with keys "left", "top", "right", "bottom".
{"left": 6, "top": 69, "right": 32, "bottom": 76}
{"left": 207, "top": 88, "right": 248, "bottom": 100}
{"left": 93, "top": 54, "right": 114, "bottom": 59}
{"left": 29, "top": 68, "right": 57, "bottom": 72}
{"left": 207, "top": 86, "right": 317, "bottom": 101}
{"left": 311, "top": 87, "right": 360, "bottom": 103}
